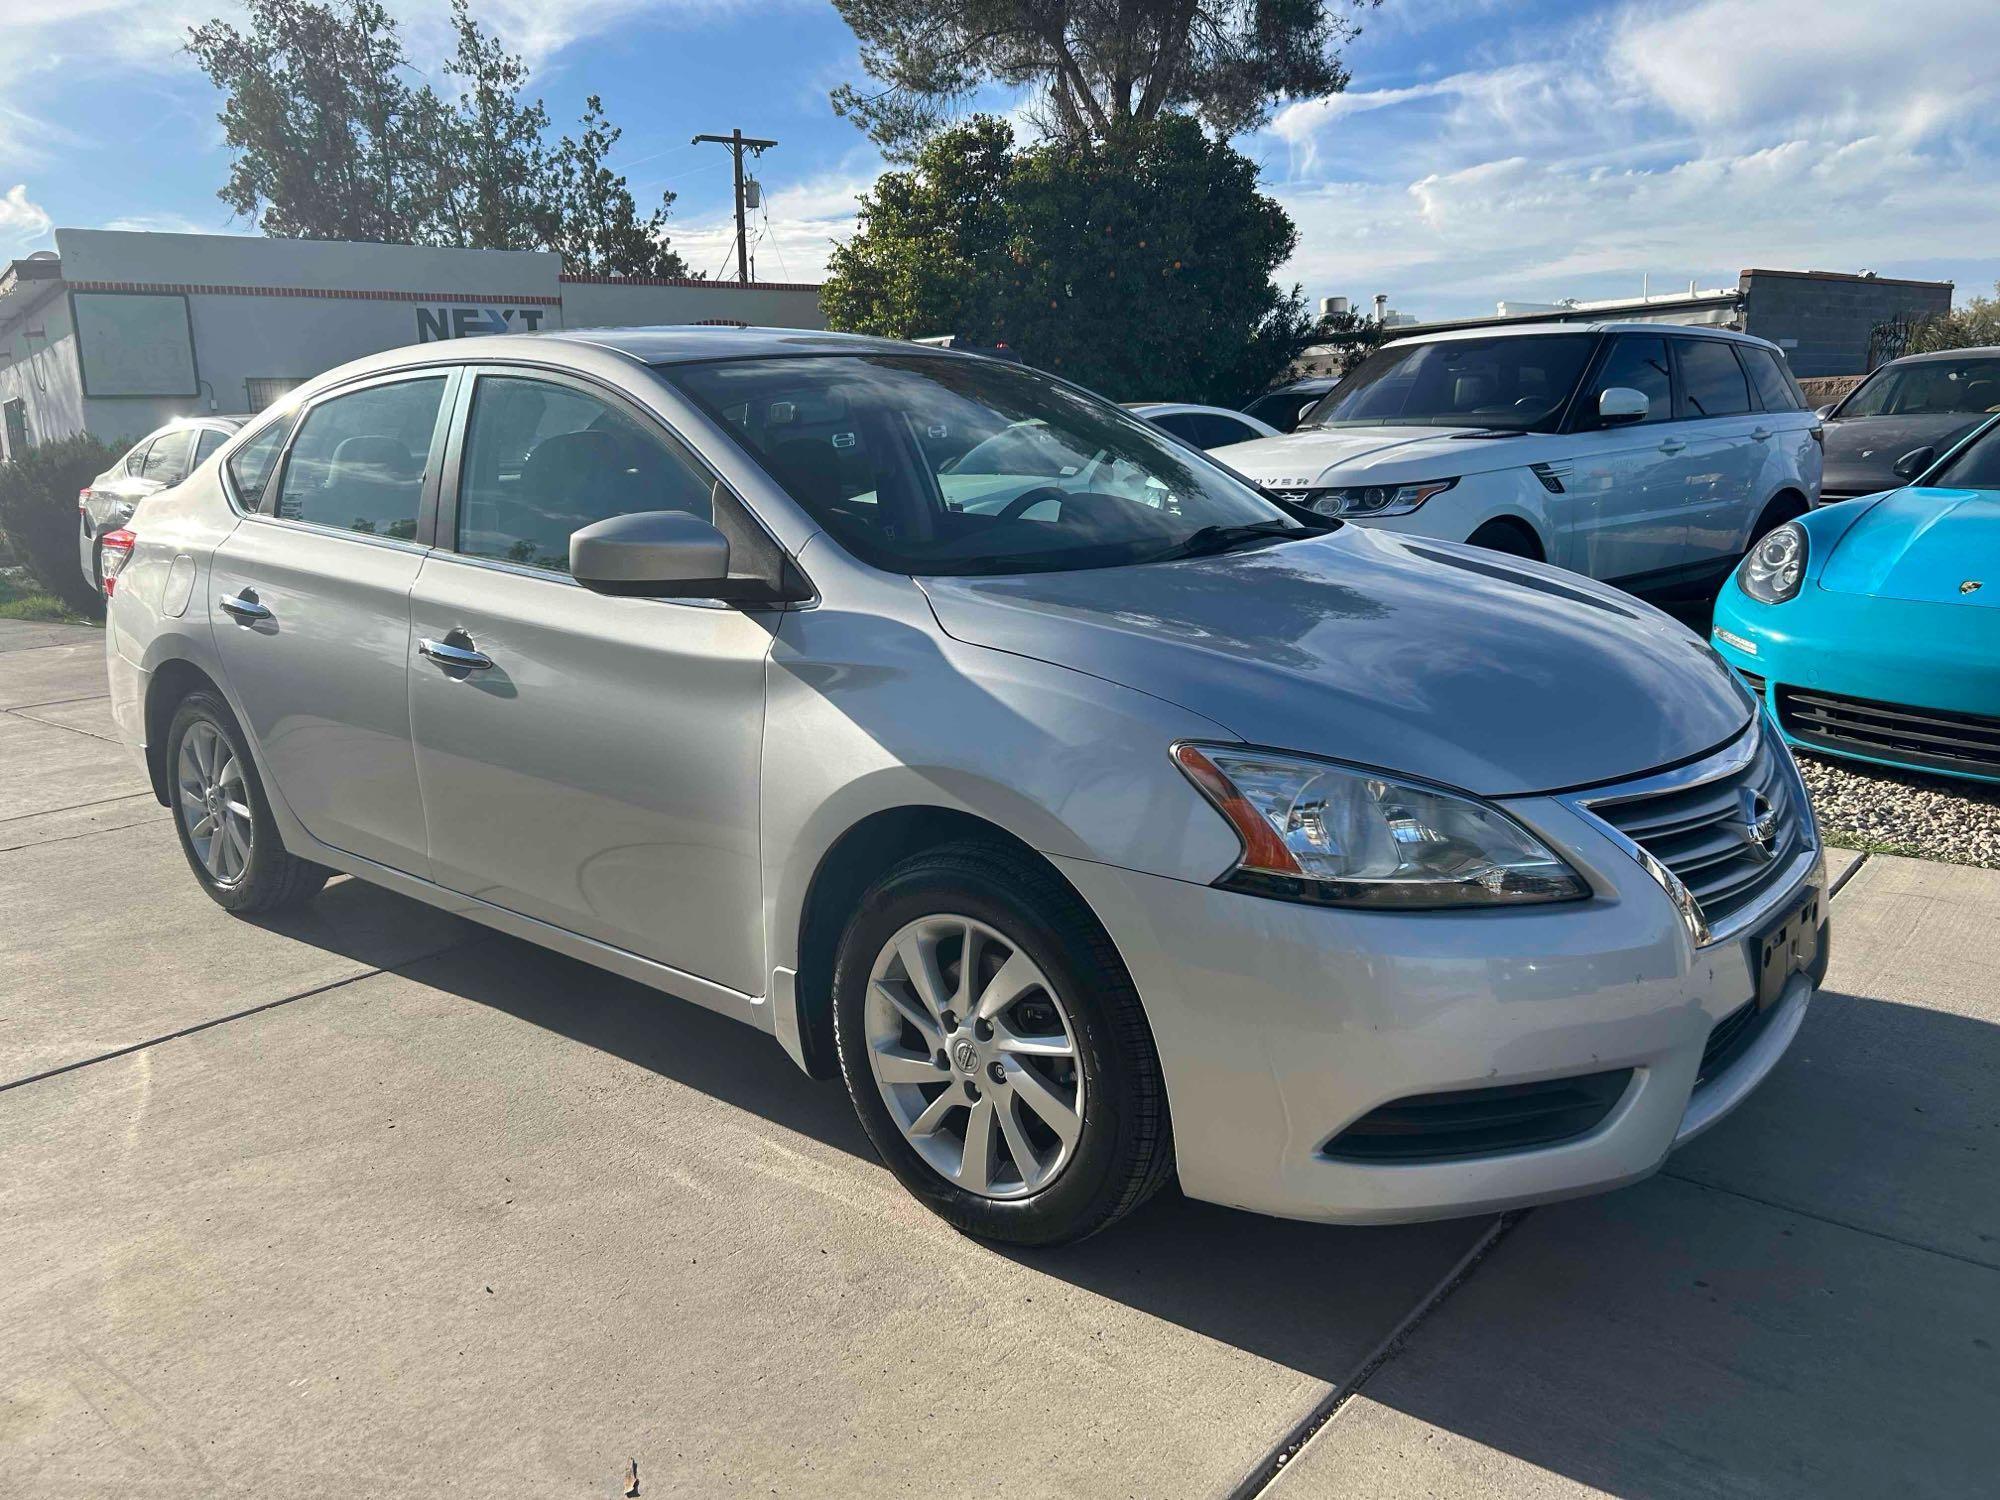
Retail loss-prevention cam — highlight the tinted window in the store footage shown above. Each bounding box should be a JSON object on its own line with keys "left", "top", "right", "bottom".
{"left": 140, "top": 429, "right": 195, "bottom": 484}
{"left": 1838, "top": 357, "right": 2000, "bottom": 418}
{"left": 1678, "top": 339, "right": 1752, "bottom": 417}
{"left": 1242, "top": 390, "right": 1320, "bottom": 432}
{"left": 1741, "top": 348, "right": 1802, "bottom": 412}
{"left": 1928, "top": 421, "right": 2000, "bottom": 491}
{"left": 1302, "top": 335, "right": 1597, "bottom": 432}
{"left": 668, "top": 354, "right": 1299, "bottom": 577}
{"left": 455, "top": 375, "right": 714, "bottom": 573}
{"left": 1191, "top": 412, "right": 1259, "bottom": 449}
{"left": 277, "top": 378, "right": 445, "bottom": 539}
{"left": 1150, "top": 412, "right": 1203, "bottom": 444}
{"left": 1584, "top": 336, "right": 1672, "bottom": 426}
{"left": 226, "top": 416, "right": 291, "bottom": 509}
{"left": 194, "top": 428, "right": 228, "bottom": 466}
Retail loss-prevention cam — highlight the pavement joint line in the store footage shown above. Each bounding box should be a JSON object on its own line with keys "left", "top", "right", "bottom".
{"left": 1224, "top": 1210, "right": 1529, "bottom": 1500}
{"left": 0, "top": 790, "right": 159, "bottom": 827}
{"left": 0, "top": 937, "right": 477, "bottom": 1096}
{"left": 2, "top": 690, "right": 112, "bottom": 713}
{"left": 1658, "top": 1168, "right": 2000, "bottom": 1273}
{"left": 0, "top": 812, "right": 172, "bottom": 854}
{"left": 5, "top": 705, "right": 121, "bottom": 744}
{"left": 1828, "top": 849, "right": 1871, "bottom": 898}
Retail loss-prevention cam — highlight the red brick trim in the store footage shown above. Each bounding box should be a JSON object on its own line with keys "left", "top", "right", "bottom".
{"left": 65, "top": 279, "right": 561, "bottom": 306}
{"left": 558, "top": 273, "right": 822, "bottom": 292}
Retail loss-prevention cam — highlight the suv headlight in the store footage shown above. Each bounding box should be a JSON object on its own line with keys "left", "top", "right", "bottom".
{"left": 1172, "top": 744, "right": 1588, "bottom": 909}
{"left": 1739, "top": 522, "right": 1807, "bottom": 604}
{"left": 1304, "top": 478, "right": 1455, "bottom": 518}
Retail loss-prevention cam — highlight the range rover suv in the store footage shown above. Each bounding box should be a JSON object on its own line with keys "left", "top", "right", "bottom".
{"left": 1219, "top": 324, "right": 1822, "bottom": 596}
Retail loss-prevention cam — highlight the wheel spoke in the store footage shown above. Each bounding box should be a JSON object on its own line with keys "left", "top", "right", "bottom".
{"left": 222, "top": 816, "right": 250, "bottom": 877}
{"left": 194, "top": 726, "right": 217, "bottom": 780}
{"left": 909, "top": 1087, "right": 961, "bottom": 1137}
{"left": 896, "top": 933, "right": 952, "bottom": 1024}
{"left": 217, "top": 755, "right": 244, "bottom": 789}
{"left": 188, "top": 811, "right": 216, "bottom": 839}
{"left": 1006, "top": 1060, "right": 1081, "bottom": 1147}
{"left": 873, "top": 979, "right": 942, "bottom": 1052}
{"left": 199, "top": 825, "right": 225, "bottom": 876}
{"left": 996, "top": 1096, "right": 1045, "bottom": 1187}
{"left": 959, "top": 1095, "right": 996, "bottom": 1192}
{"left": 973, "top": 949, "right": 1040, "bottom": 1022}
{"left": 953, "top": 921, "right": 982, "bottom": 1013}
{"left": 992, "top": 1017, "right": 1073, "bottom": 1058}
{"left": 873, "top": 1044, "right": 944, "bottom": 1087}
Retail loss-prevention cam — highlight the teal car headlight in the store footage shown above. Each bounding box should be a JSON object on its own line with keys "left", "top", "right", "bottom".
{"left": 1740, "top": 522, "right": 1807, "bottom": 604}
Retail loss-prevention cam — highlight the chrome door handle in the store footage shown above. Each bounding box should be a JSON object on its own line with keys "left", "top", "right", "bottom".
{"left": 1658, "top": 439, "right": 1686, "bottom": 454}
{"left": 418, "top": 637, "right": 494, "bottom": 672}
{"left": 1750, "top": 427, "right": 1772, "bottom": 441}
{"left": 217, "top": 592, "right": 271, "bottom": 622}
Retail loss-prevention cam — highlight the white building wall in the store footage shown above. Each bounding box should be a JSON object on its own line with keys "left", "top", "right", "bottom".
{"left": 0, "top": 289, "right": 86, "bottom": 455}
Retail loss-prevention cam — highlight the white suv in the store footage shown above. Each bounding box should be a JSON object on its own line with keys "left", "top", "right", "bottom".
{"left": 1221, "top": 323, "right": 1822, "bottom": 593}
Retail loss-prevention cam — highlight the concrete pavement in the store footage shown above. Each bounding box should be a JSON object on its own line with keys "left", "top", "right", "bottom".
{"left": 2, "top": 618, "right": 1993, "bottom": 1497}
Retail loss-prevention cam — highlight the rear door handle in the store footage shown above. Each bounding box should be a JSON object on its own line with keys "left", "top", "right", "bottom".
{"left": 418, "top": 637, "right": 494, "bottom": 672}
{"left": 218, "top": 592, "right": 271, "bottom": 622}
{"left": 1750, "top": 427, "right": 1772, "bottom": 441}
{"left": 1657, "top": 439, "right": 1686, "bottom": 455}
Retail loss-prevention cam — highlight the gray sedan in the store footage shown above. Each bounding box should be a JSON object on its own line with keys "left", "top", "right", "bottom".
{"left": 103, "top": 328, "right": 1825, "bottom": 1245}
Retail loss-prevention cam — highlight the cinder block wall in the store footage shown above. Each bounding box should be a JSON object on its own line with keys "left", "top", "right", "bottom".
{"left": 1740, "top": 271, "right": 1954, "bottom": 379}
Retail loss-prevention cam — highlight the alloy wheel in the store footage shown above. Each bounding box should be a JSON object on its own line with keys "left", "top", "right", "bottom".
{"left": 176, "top": 720, "right": 254, "bottom": 886}
{"left": 863, "top": 914, "right": 1085, "bottom": 1200}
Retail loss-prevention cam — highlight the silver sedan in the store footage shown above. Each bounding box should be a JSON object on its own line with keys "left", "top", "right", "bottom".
{"left": 102, "top": 329, "right": 1826, "bottom": 1245}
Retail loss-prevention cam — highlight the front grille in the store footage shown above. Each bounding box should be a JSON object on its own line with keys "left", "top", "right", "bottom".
{"left": 1323, "top": 1069, "right": 1633, "bottom": 1163}
{"left": 1696, "top": 1000, "right": 1776, "bottom": 1086}
{"left": 1587, "top": 729, "right": 1804, "bottom": 932}
{"left": 1777, "top": 686, "right": 2000, "bottom": 778}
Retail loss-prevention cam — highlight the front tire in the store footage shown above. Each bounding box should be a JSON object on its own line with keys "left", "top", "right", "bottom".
{"left": 166, "top": 691, "right": 329, "bottom": 914}
{"left": 832, "top": 842, "right": 1173, "bottom": 1246}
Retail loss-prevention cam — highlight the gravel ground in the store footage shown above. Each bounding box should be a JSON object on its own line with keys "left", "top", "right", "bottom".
{"left": 1798, "top": 751, "right": 2000, "bottom": 868}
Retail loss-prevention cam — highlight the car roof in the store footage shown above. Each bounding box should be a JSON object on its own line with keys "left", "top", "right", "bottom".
{"left": 546, "top": 325, "right": 929, "bottom": 365}
{"left": 1125, "top": 402, "right": 1252, "bottom": 417}
{"left": 1878, "top": 346, "right": 2000, "bottom": 366}
{"left": 1383, "top": 321, "right": 1778, "bottom": 352}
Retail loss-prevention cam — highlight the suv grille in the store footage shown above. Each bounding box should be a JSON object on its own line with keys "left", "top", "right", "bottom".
{"left": 1586, "top": 729, "right": 1804, "bottom": 933}
{"left": 1777, "top": 686, "right": 2000, "bottom": 778}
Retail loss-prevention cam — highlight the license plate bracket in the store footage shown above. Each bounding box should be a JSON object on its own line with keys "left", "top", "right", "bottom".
{"left": 1750, "top": 889, "right": 1822, "bottom": 1011}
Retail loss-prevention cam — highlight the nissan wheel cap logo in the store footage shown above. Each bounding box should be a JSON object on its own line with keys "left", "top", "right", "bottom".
{"left": 1735, "top": 788, "right": 1780, "bottom": 862}
{"left": 952, "top": 1039, "right": 979, "bottom": 1072}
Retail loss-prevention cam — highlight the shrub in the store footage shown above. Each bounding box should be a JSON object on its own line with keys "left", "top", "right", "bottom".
{"left": 0, "top": 434, "right": 120, "bottom": 620}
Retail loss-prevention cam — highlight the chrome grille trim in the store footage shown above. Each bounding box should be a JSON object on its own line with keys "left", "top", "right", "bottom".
{"left": 1565, "top": 721, "right": 1819, "bottom": 947}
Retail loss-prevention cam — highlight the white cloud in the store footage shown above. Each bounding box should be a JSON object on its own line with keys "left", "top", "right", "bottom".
{"left": 1261, "top": 0, "right": 2000, "bottom": 318}
{"left": 0, "top": 182, "right": 53, "bottom": 251}
{"left": 671, "top": 162, "right": 872, "bottom": 283}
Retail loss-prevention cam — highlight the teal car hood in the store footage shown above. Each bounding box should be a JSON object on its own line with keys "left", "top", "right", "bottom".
{"left": 1819, "top": 488, "right": 2000, "bottom": 607}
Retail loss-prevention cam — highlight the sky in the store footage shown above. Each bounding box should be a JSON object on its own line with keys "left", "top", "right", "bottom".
{"left": 2, "top": 0, "right": 1997, "bottom": 322}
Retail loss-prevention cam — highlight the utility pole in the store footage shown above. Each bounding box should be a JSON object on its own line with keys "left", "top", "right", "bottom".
{"left": 692, "top": 128, "right": 777, "bottom": 284}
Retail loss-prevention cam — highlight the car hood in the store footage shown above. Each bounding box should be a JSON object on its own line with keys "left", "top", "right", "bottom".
{"left": 1214, "top": 425, "right": 1519, "bottom": 487}
{"left": 1819, "top": 487, "right": 2000, "bottom": 607}
{"left": 1821, "top": 413, "right": 1984, "bottom": 494}
{"left": 918, "top": 527, "right": 1750, "bottom": 797}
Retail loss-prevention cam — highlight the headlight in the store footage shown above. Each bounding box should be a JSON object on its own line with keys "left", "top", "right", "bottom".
{"left": 1739, "top": 522, "right": 1807, "bottom": 604}
{"left": 1172, "top": 743, "right": 1589, "bottom": 909}
{"left": 1305, "top": 478, "right": 1455, "bottom": 518}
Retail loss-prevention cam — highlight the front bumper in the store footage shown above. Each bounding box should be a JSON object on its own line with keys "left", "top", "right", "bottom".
{"left": 1053, "top": 789, "right": 1823, "bottom": 1224}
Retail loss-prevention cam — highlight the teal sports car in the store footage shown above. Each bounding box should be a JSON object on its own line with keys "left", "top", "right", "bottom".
{"left": 1711, "top": 414, "right": 2000, "bottom": 784}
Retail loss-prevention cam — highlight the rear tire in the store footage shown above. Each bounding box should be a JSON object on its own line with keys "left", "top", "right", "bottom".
{"left": 832, "top": 841, "right": 1173, "bottom": 1246}
{"left": 166, "top": 691, "right": 329, "bottom": 914}
{"left": 1467, "top": 519, "right": 1542, "bottom": 560}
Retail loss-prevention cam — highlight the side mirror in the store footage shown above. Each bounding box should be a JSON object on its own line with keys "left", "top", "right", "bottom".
{"left": 1598, "top": 387, "right": 1651, "bottom": 426}
{"left": 1814, "top": 403, "right": 1836, "bottom": 420}
{"left": 571, "top": 510, "right": 732, "bottom": 598}
{"left": 1296, "top": 401, "right": 1317, "bottom": 426}
{"left": 1892, "top": 446, "right": 1936, "bottom": 482}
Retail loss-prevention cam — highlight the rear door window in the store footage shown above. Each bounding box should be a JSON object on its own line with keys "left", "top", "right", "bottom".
{"left": 226, "top": 416, "right": 292, "bottom": 510}
{"left": 194, "top": 428, "right": 229, "bottom": 466}
{"left": 122, "top": 438, "right": 155, "bottom": 477}
{"left": 1677, "top": 339, "right": 1753, "bottom": 418}
{"left": 1741, "top": 348, "right": 1804, "bottom": 412}
{"left": 140, "top": 429, "right": 196, "bottom": 485}
{"left": 276, "top": 377, "right": 447, "bottom": 540}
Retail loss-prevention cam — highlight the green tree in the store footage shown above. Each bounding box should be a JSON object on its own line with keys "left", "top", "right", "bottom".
{"left": 832, "top": 0, "right": 1377, "bottom": 154}
{"left": 430, "top": 0, "right": 553, "bottom": 253}
{"left": 824, "top": 116, "right": 1310, "bottom": 403}
{"left": 189, "top": 0, "right": 442, "bottom": 242}
{"left": 1907, "top": 283, "right": 2000, "bottom": 354}
{"left": 0, "top": 434, "right": 121, "bottom": 620}
{"left": 547, "top": 96, "right": 688, "bottom": 277}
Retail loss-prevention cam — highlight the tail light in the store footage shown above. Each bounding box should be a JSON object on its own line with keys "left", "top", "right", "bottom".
{"left": 99, "top": 528, "right": 136, "bottom": 595}
{"left": 78, "top": 487, "right": 92, "bottom": 511}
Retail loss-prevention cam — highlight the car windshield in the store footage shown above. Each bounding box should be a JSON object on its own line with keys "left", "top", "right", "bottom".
{"left": 664, "top": 354, "right": 1310, "bottom": 576}
{"left": 1299, "top": 334, "right": 1599, "bottom": 432}
{"left": 1927, "top": 419, "right": 2000, "bottom": 491}
{"left": 1836, "top": 358, "right": 2000, "bottom": 418}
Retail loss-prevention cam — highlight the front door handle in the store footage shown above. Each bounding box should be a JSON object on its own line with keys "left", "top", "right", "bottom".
{"left": 218, "top": 591, "right": 271, "bottom": 623}
{"left": 418, "top": 636, "right": 494, "bottom": 672}
{"left": 1657, "top": 439, "right": 1687, "bottom": 455}
{"left": 1750, "top": 427, "right": 1772, "bottom": 441}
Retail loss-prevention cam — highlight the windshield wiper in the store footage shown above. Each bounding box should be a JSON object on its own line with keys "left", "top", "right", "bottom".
{"left": 1149, "top": 520, "right": 1303, "bottom": 562}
